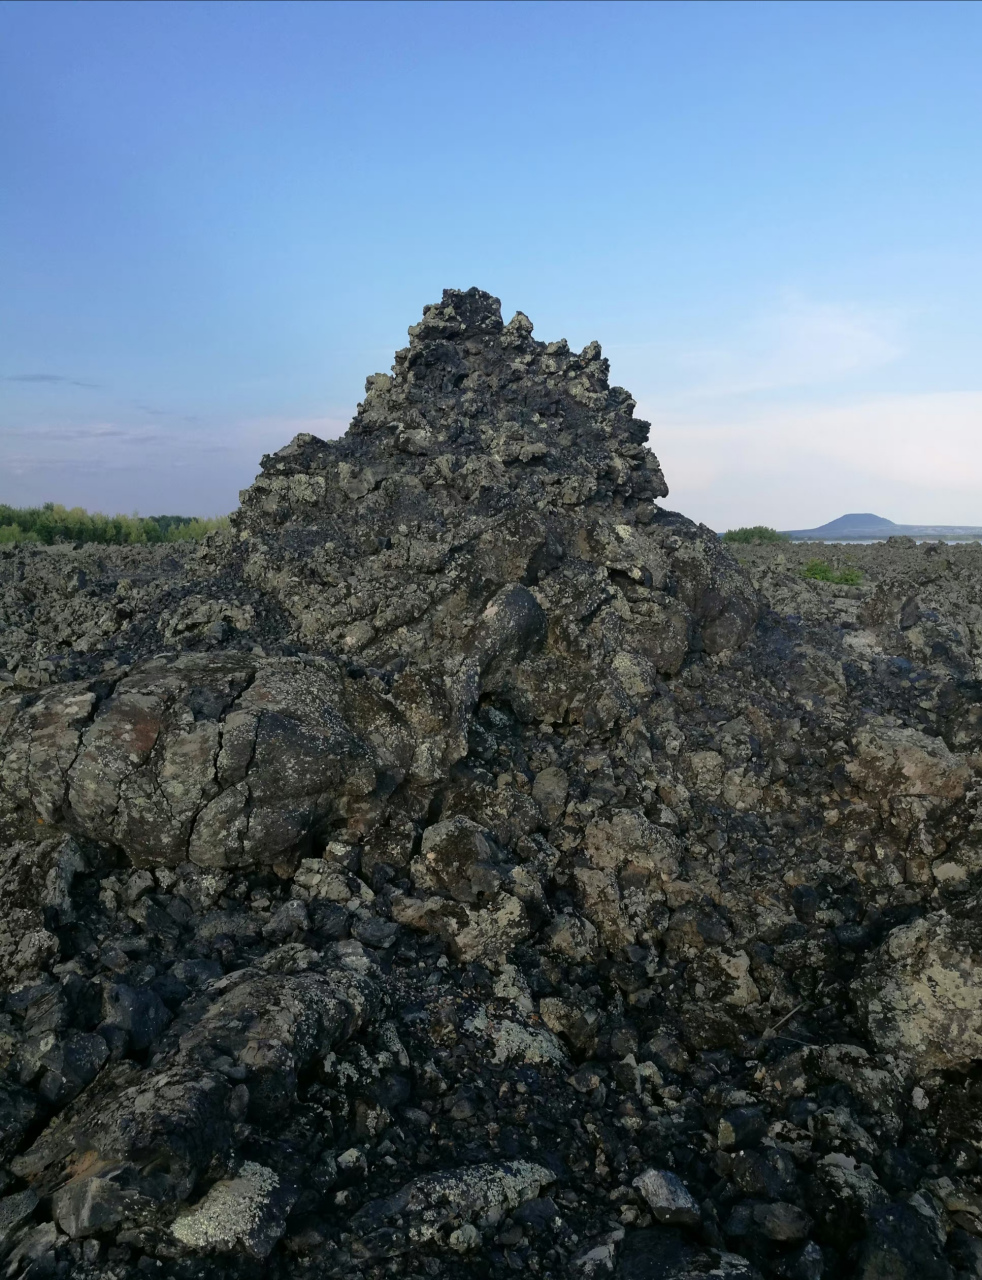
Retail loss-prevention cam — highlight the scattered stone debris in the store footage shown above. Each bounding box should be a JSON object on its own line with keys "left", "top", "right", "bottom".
{"left": 0, "top": 288, "right": 981, "bottom": 1279}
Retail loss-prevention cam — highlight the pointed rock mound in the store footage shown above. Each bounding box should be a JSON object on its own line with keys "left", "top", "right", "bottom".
{"left": 10, "top": 290, "right": 981, "bottom": 1280}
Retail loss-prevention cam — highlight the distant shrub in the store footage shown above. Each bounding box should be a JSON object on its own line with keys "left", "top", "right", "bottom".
{"left": 162, "top": 516, "right": 230, "bottom": 542}
{"left": 0, "top": 523, "right": 39, "bottom": 545}
{"left": 722, "top": 526, "right": 789, "bottom": 544}
{"left": 0, "top": 503, "right": 228, "bottom": 547}
{"left": 802, "top": 559, "right": 863, "bottom": 585}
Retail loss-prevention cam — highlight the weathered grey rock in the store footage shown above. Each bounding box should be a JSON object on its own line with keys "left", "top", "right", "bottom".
{"left": 350, "top": 1159, "right": 555, "bottom": 1256}
{"left": 0, "top": 1187, "right": 38, "bottom": 1247}
{"left": 171, "top": 1161, "right": 297, "bottom": 1258}
{"left": 12, "top": 1064, "right": 233, "bottom": 1203}
{"left": 262, "top": 898, "right": 310, "bottom": 942}
{"left": 177, "top": 966, "right": 379, "bottom": 1114}
{"left": 542, "top": 912, "right": 601, "bottom": 962}
{"left": 2, "top": 1221, "right": 60, "bottom": 1273}
{"left": 632, "top": 1168, "right": 701, "bottom": 1226}
{"left": 717, "top": 1107, "right": 768, "bottom": 1151}
{"left": 854, "top": 1203, "right": 954, "bottom": 1280}
{"left": 37, "top": 1031, "right": 109, "bottom": 1106}
{"left": 810, "top": 1154, "right": 891, "bottom": 1245}
{"left": 572, "top": 1229, "right": 624, "bottom": 1276}
{"left": 0, "top": 840, "right": 79, "bottom": 978}
{"left": 52, "top": 1162, "right": 150, "bottom": 1239}
{"left": 854, "top": 912, "right": 982, "bottom": 1072}
{"left": 0, "top": 1080, "right": 38, "bottom": 1162}
{"left": 412, "top": 816, "right": 505, "bottom": 904}
{"left": 847, "top": 721, "right": 972, "bottom": 803}
{"left": 532, "top": 765, "right": 569, "bottom": 824}
{"left": 102, "top": 983, "right": 171, "bottom": 1052}
{"left": 752, "top": 1201, "right": 812, "bottom": 1242}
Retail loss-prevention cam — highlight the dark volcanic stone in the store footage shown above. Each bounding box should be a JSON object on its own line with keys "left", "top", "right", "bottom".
{"left": 617, "top": 1228, "right": 761, "bottom": 1279}
{"left": 101, "top": 983, "right": 171, "bottom": 1052}
{"left": 854, "top": 1204, "right": 953, "bottom": 1280}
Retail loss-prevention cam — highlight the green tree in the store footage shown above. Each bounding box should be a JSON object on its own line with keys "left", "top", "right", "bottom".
{"left": 801, "top": 559, "right": 862, "bottom": 585}
{"left": 0, "top": 503, "right": 228, "bottom": 546}
{"left": 722, "top": 526, "right": 789, "bottom": 544}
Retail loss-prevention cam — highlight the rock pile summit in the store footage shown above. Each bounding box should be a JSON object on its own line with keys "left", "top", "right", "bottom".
{"left": 0, "top": 289, "right": 981, "bottom": 1280}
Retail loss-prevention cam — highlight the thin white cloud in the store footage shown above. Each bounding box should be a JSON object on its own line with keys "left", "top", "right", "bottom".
{"left": 717, "top": 297, "right": 903, "bottom": 395}
{"left": 646, "top": 390, "right": 982, "bottom": 531}
{"left": 3, "top": 373, "right": 102, "bottom": 389}
{"left": 0, "top": 413, "right": 350, "bottom": 514}
{"left": 607, "top": 293, "right": 982, "bottom": 531}
{"left": 614, "top": 296, "right": 905, "bottom": 403}
{"left": 3, "top": 424, "right": 162, "bottom": 446}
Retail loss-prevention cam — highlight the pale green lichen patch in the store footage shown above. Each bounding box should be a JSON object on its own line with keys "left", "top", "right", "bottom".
{"left": 171, "top": 1162, "right": 286, "bottom": 1257}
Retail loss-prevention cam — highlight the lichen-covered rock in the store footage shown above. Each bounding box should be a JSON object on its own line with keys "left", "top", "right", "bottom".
{"left": 349, "top": 1158, "right": 555, "bottom": 1256}
{"left": 854, "top": 911, "right": 982, "bottom": 1072}
{"left": 847, "top": 720, "right": 973, "bottom": 803}
{"left": 0, "top": 654, "right": 413, "bottom": 870}
{"left": 575, "top": 809, "right": 680, "bottom": 949}
{"left": 632, "top": 1168, "right": 701, "bottom": 1225}
{"left": 391, "top": 884, "right": 532, "bottom": 966}
{"left": 171, "top": 1161, "right": 297, "bottom": 1257}
{"left": 0, "top": 1186, "right": 38, "bottom": 1248}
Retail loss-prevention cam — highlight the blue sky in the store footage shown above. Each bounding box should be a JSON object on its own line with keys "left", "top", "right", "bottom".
{"left": 2, "top": 0, "right": 981, "bottom": 528}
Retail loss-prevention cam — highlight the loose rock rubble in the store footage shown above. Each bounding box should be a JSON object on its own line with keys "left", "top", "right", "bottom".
{"left": 0, "top": 288, "right": 981, "bottom": 1280}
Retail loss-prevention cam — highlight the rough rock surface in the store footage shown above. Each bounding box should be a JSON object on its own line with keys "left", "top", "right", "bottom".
{"left": 0, "top": 289, "right": 980, "bottom": 1280}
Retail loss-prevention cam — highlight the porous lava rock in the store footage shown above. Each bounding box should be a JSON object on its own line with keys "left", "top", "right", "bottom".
{"left": 0, "top": 289, "right": 980, "bottom": 1280}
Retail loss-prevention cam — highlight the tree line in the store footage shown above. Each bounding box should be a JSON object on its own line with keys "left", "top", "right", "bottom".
{"left": 0, "top": 503, "right": 228, "bottom": 546}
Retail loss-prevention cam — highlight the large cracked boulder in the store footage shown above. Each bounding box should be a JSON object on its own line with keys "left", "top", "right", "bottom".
{"left": 847, "top": 720, "right": 973, "bottom": 805}
{"left": 0, "top": 654, "right": 414, "bottom": 870}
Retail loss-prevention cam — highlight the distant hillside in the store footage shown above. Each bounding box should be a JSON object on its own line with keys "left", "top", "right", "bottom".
{"left": 781, "top": 512, "right": 982, "bottom": 541}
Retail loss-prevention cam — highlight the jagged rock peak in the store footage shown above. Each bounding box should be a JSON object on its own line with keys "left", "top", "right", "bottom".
{"left": 352, "top": 285, "right": 647, "bottom": 452}
{"left": 236, "top": 287, "right": 668, "bottom": 531}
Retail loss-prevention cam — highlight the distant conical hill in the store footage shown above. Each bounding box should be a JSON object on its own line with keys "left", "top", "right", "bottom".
{"left": 782, "top": 512, "right": 982, "bottom": 540}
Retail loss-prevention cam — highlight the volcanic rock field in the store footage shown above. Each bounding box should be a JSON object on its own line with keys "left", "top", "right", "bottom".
{"left": 1, "top": 289, "right": 981, "bottom": 1280}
